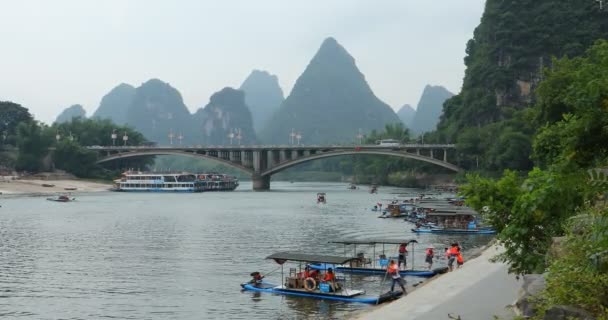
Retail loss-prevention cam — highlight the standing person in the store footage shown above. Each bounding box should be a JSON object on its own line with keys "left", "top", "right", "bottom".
{"left": 425, "top": 245, "right": 435, "bottom": 270}
{"left": 456, "top": 247, "right": 464, "bottom": 269}
{"left": 447, "top": 243, "right": 459, "bottom": 272}
{"left": 398, "top": 242, "right": 408, "bottom": 270}
{"left": 387, "top": 260, "right": 406, "bottom": 294}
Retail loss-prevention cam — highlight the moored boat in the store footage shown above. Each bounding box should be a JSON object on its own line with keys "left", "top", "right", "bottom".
{"left": 308, "top": 239, "right": 446, "bottom": 277}
{"left": 47, "top": 195, "right": 75, "bottom": 202}
{"left": 111, "top": 172, "right": 239, "bottom": 192}
{"left": 241, "top": 252, "right": 403, "bottom": 304}
{"left": 411, "top": 227, "right": 496, "bottom": 235}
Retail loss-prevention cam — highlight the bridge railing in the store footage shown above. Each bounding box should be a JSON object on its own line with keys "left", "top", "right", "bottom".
{"left": 86, "top": 144, "right": 456, "bottom": 150}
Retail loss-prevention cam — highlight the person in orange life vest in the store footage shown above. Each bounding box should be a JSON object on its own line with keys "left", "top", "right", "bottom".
{"left": 323, "top": 268, "right": 337, "bottom": 292}
{"left": 398, "top": 243, "right": 408, "bottom": 269}
{"left": 447, "top": 243, "right": 459, "bottom": 272}
{"left": 323, "top": 268, "right": 335, "bottom": 282}
{"left": 309, "top": 269, "right": 319, "bottom": 280}
{"left": 456, "top": 247, "right": 464, "bottom": 268}
{"left": 388, "top": 260, "right": 406, "bottom": 293}
{"left": 425, "top": 245, "right": 435, "bottom": 270}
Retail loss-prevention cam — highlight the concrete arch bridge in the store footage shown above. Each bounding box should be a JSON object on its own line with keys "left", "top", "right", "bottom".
{"left": 90, "top": 144, "right": 460, "bottom": 190}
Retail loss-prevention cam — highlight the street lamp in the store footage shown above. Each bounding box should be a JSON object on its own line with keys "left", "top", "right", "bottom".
{"left": 178, "top": 132, "right": 183, "bottom": 145}
{"left": 111, "top": 129, "right": 117, "bottom": 146}
{"left": 289, "top": 128, "right": 296, "bottom": 145}
{"left": 236, "top": 128, "right": 242, "bottom": 145}
{"left": 123, "top": 132, "right": 128, "bottom": 146}
{"left": 228, "top": 130, "right": 235, "bottom": 145}
{"left": 356, "top": 129, "right": 364, "bottom": 145}
{"left": 168, "top": 129, "right": 175, "bottom": 145}
{"left": 296, "top": 132, "right": 302, "bottom": 145}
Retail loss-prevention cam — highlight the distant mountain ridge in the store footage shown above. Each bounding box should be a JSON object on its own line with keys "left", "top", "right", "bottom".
{"left": 55, "top": 104, "right": 86, "bottom": 124}
{"left": 397, "top": 104, "right": 415, "bottom": 128}
{"left": 260, "top": 37, "right": 400, "bottom": 144}
{"left": 92, "top": 83, "right": 135, "bottom": 125}
{"left": 409, "top": 85, "right": 454, "bottom": 134}
{"left": 239, "top": 70, "right": 284, "bottom": 134}
{"left": 192, "top": 87, "right": 257, "bottom": 145}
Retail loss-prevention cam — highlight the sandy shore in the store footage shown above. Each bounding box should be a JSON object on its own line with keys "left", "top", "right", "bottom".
{"left": 0, "top": 178, "right": 111, "bottom": 197}
{"left": 356, "top": 244, "right": 520, "bottom": 320}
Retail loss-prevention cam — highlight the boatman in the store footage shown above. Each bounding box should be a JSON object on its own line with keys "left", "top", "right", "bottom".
{"left": 398, "top": 242, "right": 408, "bottom": 269}
{"left": 447, "top": 243, "right": 459, "bottom": 272}
{"left": 425, "top": 245, "right": 435, "bottom": 270}
{"left": 387, "top": 260, "right": 406, "bottom": 294}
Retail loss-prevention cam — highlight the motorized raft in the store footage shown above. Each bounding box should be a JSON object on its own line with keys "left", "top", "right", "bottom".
{"left": 308, "top": 239, "right": 447, "bottom": 277}
{"left": 46, "top": 195, "right": 75, "bottom": 202}
{"left": 241, "top": 252, "right": 403, "bottom": 304}
{"left": 317, "top": 193, "right": 326, "bottom": 204}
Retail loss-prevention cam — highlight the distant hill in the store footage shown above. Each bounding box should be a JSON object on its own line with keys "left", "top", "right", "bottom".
{"left": 192, "top": 87, "right": 257, "bottom": 145}
{"left": 125, "top": 79, "right": 194, "bottom": 145}
{"left": 397, "top": 104, "right": 415, "bottom": 128}
{"left": 409, "top": 85, "right": 454, "bottom": 134}
{"left": 92, "top": 83, "right": 135, "bottom": 125}
{"left": 239, "top": 70, "right": 284, "bottom": 134}
{"left": 55, "top": 104, "right": 86, "bottom": 124}
{"left": 260, "top": 37, "right": 400, "bottom": 144}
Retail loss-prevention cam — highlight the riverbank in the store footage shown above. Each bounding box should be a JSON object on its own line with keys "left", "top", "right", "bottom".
{"left": 356, "top": 244, "right": 520, "bottom": 320}
{"left": 0, "top": 177, "right": 111, "bottom": 197}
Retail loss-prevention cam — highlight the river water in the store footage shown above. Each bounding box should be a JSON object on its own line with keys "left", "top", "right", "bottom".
{"left": 0, "top": 182, "right": 492, "bottom": 320}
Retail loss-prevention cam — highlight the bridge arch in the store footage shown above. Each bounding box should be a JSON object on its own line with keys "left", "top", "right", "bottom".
{"left": 261, "top": 150, "right": 461, "bottom": 176}
{"left": 95, "top": 150, "right": 255, "bottom": 175}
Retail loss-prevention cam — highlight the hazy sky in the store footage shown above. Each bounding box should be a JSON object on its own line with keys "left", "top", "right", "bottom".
{"left": 0, "top": 0, "right": 485, "bottom": 124}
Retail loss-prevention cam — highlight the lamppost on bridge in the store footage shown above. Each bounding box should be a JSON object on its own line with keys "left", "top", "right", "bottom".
{"left": 356, "top": 128, "right": 364, "bottom": 145}
{"left": 111, "top": 129, "right": 117, "bottom": 146}
{"left": 168, "top": 129, "right": 175, "bottom": 145}
{"left": 228, "top": 130, "right": 235, "bottom": 145}
{"left": 295, "top": 132, "right": 302, "bottom": 145}
{"left": 289, "top": 128, "right": 296, "bottom": 145}
{"left": 178, "top": 132, "right": 183, "bottom": 145}
{"left": 123, "top": 132, "right": 129, "bottom": 146}
{"left": 236, "top": 128, "right": 242, "bottom": 145}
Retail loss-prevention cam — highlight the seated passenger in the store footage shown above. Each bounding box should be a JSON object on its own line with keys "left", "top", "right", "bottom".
{"left": 322, "top": 268, "right": 339, "bottom": 291}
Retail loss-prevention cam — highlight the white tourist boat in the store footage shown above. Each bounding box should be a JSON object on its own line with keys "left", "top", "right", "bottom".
{"left": 112, "top": 172, "right": 205, "bottom": 192}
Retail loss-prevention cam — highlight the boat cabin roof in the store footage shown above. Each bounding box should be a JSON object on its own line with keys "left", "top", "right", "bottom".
{"left": 329, "top": 239, "right": 418, "bottom": 245}
{"left": 317, "top": 193, "right": 326, "bottom": 195}
{"left": 266, "top": 252, "right": 355, "bottom": 265}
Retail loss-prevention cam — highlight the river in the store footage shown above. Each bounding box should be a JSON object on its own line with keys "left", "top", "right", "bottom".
{"left": 0, "top": 182, "right": 492, "bottom": 319}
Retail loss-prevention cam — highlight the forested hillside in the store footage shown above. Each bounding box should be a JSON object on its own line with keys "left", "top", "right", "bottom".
{"left": 434, "top": 0, "right": 608, "bottom": 170}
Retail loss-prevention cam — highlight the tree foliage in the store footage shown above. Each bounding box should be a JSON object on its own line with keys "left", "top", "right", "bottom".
{"left": 0, "top": 101, "right": 34, "bottom": 147}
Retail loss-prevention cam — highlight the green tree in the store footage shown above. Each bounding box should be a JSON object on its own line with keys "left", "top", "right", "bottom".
{"left": 0, "top": 101, "right": 33, "bottom": 147}
{"left": 15, "top": 121, "right": 52, "bottom": 172}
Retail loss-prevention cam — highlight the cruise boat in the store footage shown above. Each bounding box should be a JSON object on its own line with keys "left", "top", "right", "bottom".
{"left": 196, "top": 173, "right": 239, "bottom": 191}
{"left": 112, "top": 172, "right": 206, "bottom": 192}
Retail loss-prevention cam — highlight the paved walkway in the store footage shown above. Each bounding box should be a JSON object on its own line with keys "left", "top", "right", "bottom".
{"left": 356, "top": 245, "right": 520, "bottom": 320}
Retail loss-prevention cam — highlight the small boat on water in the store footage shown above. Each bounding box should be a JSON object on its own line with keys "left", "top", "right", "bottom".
{"left": 347, "top": 183, "right": 357, "bottom": 190}
{"left": 370, "top": 184, "right": 378, "bottom": 194}
{"left": 47, "top": 195, "right": 75, "bottom": 202}
{"left": 317, "top": 193, "right": 326, "bottom": 204}
{"left": 64, "top": 187, "right": 77, "bottom": 191}
{"left": 308, "top": 239, "right": 446, "bottom": 277}
{"left": 241, "top": 252, "right": 402, "bottom": 304}
{"left": 42, "top": 183, "right": 55, "bottom": 187}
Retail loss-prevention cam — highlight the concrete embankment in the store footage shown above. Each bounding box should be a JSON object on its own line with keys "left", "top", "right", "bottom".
{"left": 356, "top": 245, "right": 520, "bottom": 320}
